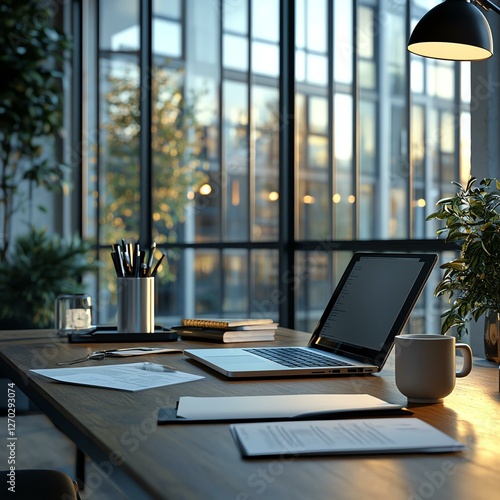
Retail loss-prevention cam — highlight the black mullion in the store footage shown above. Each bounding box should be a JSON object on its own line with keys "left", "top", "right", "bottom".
{"left": 353, "top": 0, "right": 359, "bottom": 239}
{"left": 95, "top": 0, "right": 103, "bottom": 324}
{"left": 327, "top": 0, "right": 335, "bottom": 300}
{"left": 219, "top": 0, "right": 224, "bottom": 314}
{"left": 247, "top": 0, "right": 254, "bottom": 315}
{"left": 278, "top": 0, "right": 295, "bottom": 328}
{"left": 454, "top": 62, "right": 461, "bottom": 183}
{"left": 140, "top": 0, "right": 153, "bottom": 247}
{"left": 72, "top": 0, "right": 83, "bottom": 239}
{"left": 406, "top": 0, "right": 413, "bottom": 239}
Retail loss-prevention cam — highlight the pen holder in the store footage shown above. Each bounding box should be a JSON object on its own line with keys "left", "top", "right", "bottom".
{"left": 117, "top": 277, "right": 155, "bottom": 334}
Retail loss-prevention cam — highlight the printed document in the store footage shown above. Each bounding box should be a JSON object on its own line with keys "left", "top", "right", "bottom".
{"left": 230, "top": 418, "right": 465, "bottom": 457}
{"left": 31, "top": 362, "right": 203, "bottom": 391}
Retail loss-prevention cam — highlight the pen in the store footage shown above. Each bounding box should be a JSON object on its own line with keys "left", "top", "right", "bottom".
{"left": 110, "top": 239, "right": 165, "bottom": 278}
{"left": 134, "top": 244, "right": 141, "bottom": 277}
{"left": 117, "top": 246, "right": 126, "bottom": 277}
{"left": 151, "top": 252, "right": 166, "bottom": 277}
{"left": 140, "top": 362, "right": 176, "bottom": 372}
{"left": 147, "top": 242, "right": 156, "bottom": 276}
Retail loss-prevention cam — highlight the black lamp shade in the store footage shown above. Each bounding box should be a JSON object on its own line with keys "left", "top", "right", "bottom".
{"left": 408, "top": 0, "right": 493, "bottom": 61}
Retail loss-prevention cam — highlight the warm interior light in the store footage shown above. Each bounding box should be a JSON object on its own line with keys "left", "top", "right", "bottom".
{"left": 407, "top": 0, "right": 495, "bottom": 61}
{"left": 199, "top": 183, "right": 212, "bottom": 195}
{"left": 231, "top": 180, "right": 240, "bottom": 206}
{"left": 303, "top": 195, "right": 315, "bottom": 204}
{"left": 408, "top": 41, "right": 492, "bottom": 61}
{"left": 332, "top": 193, "right": 341, "bottom": 204}
{"left": 268, "top": 191, "right": 279, "bottom": 201}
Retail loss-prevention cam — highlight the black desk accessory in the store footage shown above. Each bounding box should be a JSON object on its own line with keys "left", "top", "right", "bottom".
{"left": 67, "top": 325, "right": 178, "bottom": 343}
{"left": 157, "top": 407, "right": 413, "bottom": 424}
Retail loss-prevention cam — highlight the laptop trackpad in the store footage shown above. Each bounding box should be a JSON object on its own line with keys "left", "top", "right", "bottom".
{"left": 205, "top": 355, "right": 272, "bottom": 369}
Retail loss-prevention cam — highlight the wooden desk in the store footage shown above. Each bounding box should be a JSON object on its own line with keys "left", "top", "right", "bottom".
{"left": 1, "top": 329, "right": 499, "bottom": 500}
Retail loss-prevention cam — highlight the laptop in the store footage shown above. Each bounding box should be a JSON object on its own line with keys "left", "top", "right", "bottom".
{"left": 184, "top": 253, "right": 437, "bottom": 378}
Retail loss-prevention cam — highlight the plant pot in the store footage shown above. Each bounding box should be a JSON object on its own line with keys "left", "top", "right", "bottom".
{"left": 484, "top": 311, "right": 500, "bottom": 363}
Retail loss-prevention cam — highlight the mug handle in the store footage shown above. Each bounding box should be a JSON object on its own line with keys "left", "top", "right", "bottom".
{"left": 456, "top": 343, "right": 473, "bottom": 378}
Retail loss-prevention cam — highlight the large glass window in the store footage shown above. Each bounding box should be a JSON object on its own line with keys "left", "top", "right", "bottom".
{"left": 81, "top": 0, "right": 469, "bottom": 334}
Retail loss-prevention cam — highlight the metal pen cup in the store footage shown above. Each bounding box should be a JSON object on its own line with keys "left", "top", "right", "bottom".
{"left": 117, "top": 277, "right": 155, "bottom": 334}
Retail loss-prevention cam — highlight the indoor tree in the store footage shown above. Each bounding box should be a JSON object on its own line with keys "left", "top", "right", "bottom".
{"left": 0, "top": 1, "right": 96, "bottom": 328}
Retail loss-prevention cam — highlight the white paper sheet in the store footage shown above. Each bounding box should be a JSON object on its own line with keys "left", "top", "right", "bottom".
{"left": 176, "top": 394, "right": 402, "bottom": 420}
{"left": 230, "top": 418, "right": 465, "bottom": 457}
{"left": 31, "top": 362, "right": 204, "bottom": 392}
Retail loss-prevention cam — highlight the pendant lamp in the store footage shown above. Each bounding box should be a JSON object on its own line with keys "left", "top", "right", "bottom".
{"left": 408, "top": 0, "right": 500, "bottom": 61}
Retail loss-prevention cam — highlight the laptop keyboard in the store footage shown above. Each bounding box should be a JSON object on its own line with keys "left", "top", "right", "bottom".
{"left": 244, "top": 347, "right": 354, "bottom": 368}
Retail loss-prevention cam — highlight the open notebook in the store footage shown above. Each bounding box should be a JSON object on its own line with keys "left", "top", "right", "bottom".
{"left": 184, "top": 253, "right": 437, "bottom": 378}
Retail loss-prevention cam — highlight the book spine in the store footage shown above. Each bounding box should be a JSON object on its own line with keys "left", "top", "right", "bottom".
{"left": 180, "top": 330, "right": 275, "bottom": 343}
{"left": 181, "top": 319, "right": 229, "bottom": 328}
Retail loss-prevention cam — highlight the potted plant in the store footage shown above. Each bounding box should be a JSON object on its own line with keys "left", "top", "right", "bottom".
{"left": 0, "top": 229, "right": 96, "bottom": 328}
{"left": 426, "top": 177, "right": 500, "bottom": 362}
{"left": 0, "top": 1, "right": 96, "bottom": 329}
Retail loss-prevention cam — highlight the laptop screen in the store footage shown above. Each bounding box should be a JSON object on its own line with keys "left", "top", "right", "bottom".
{"left": 310, "top": 253, "right": 437, "bottom": 364}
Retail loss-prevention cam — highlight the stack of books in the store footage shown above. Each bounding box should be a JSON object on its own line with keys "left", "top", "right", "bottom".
{"left": 178, "top": 318, "right": 278, "bottom": 343}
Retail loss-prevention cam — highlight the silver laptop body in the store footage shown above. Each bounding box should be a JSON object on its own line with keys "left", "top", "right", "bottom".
{"left": 184, "top": 253, "right": 437, "bottom": 378}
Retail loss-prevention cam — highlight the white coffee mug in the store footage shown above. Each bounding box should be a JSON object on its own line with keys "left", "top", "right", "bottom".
{"left": 394, "top": 334, "right": 473, "bottom": 403}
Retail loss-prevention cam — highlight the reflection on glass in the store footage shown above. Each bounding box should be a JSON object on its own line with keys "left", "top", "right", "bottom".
{"left": 251, "top": 250, "right": 279, "bottom": 319}
{"left": 309, "top": 96, "right": 328, "bottom": 135}
{"left": 223, "top": 250, "right": 248, "bottom": 313}
{"left": 441, "top": 111, "right": 455, "bottom": 183}
{"left": 390, "top": 104, "right": 405, "bottom": 177}
{"left": 252, "top": 0, "right": 279, "bottom": 42}
{"left": 298, "top": 181, "right": 330, "bottom": 240}
{"left": 389, "top": 187, "right": 407, "bottom": 239}
{"left": 224, "top": 80, "right": 249, "bottom": 241}
{"left": 295, "top": 251, "right": 351, "bottom": 333}
{"left": 100, "top": 0, "right": 139, "bottom": 51}
{"left": 306, "top": 0, "right": 326, "bottom": 52}
{"left": 100, "top": 58, "right": 141, "bottom": 243}
{"left": 388, "top": 11, "right": 406, "bottom": 95}
{"left": 154, "top": 0, "right": 181, "bottom": 18}
{"left": 295, "top": 50, "right": 306, "bottom": 82}
{"left": 358, "top": 7, "right": 376, "bottom": 90}
{"left": 223, "top": 0, "right": 248, "bottom": 34}
{"left": 85, "top": 0, "right": 468, "bottom": 333}
{"left": 460, "top": 112, "right": 471, "bottom": 184}
{"left": 307, "top": 54, "right": 327, "bottom": 85}
{"left": 194, "top": 250, "right": 221, "bottom": 314}
{"left": 297, "top": 0, "right": 327, "bottom": 85}
{"left": 411, "top": 59, "right": 424, "bottom": 94}
{"left": 252, "top": 42, "right": 279, "bottom": 77}
{"left": 153, "top": 19, "right": 182, "bottom": 57}
{"left": 332, "top": 86, "right": 354, "bottom": 234}
{"left": 223, "top": 34, "right": 249, "bottom": 70}
{"left": 461, "top": 63, "right": 471, "bottom": 103}
{"left": 334, "top": 0, "right": 352, "bottom": 84}
{"left": 155, "top": 247, "right": 181, "bottom": 319}
{"left": 358, "top": 6, "right": 374, "bottom": 58}
{"left": 360, "top": 100, "right": 376, "bottom": 175}
{"left": 252, "top": 86, "right": 279, "bottom": 241}
{"left": 334, "top": 94, "right": 353, "bottom": 167}
{"left": 307, "top": 136, "right": 328, "bottom": 169}
{"left": 151, "top": 66, "right": 207, "bottom": 246}
{"left": 427, "top": 61, "right": 454, "bottom": 99}
{"left": 412, "top": 104, "right": 425, "bottom": 179}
